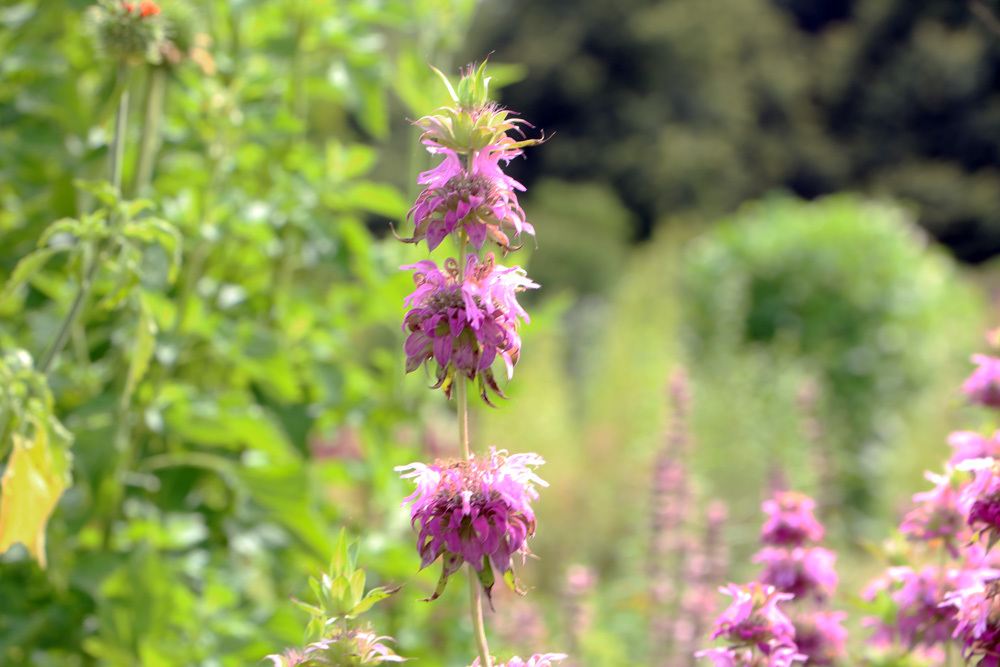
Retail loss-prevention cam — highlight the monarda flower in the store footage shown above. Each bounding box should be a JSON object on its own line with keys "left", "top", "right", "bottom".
{"left": 958, "top": 458, "right": 1000, "bottom": 549}
{"left": 396, "top": 448, "right": 546, "bottom": 601}
{"left": 862, "top": 565, "right": 978, "bottom": 648}
{"left": 707, "top": 582, "right": 797, "bottom": 651}
{"left": 963, "top": 354, "right": 1000, "bottom": 408}
{"left": 942, "top": 572, "right": 1000, "bottom": 666}
{"left": 266, "top": 630, "right": 404, "bottom": 666}
{"left": 402, "top": 254, "right": 537, "bottom": 403}
{"left": 754, "top": 546, "right": 838, "bottom": 601}
{"left": 949, "top": 431, "right": 1000, "bottom": 466}
{"left": 469, "top": 654, "right": 567, "bottom": 667}
{"left": 402, "top": 146, "right": 532, "bottom": 252}
{"left": 760, "top": 491, "right": 825, "bottom": 547}
{"left": 695, "top": 645, "right": 806, "bottom": 667}
{"left": 791, "top": 611, "right": 847, "bottom": 666}
{"left": 900, "top": 470, "right": 967, "bottom": 554}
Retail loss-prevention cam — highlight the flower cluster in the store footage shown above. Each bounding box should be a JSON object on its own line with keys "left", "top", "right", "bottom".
{"left": 760, "top": 492, "right": 825, "bottom": 547}
{"left": 397, "top": 449, "right": 546, "bottom": 601}
{"left": 88, "top": 0, "right": 165, "bottom": 65}
{"left": 266, "top": 630, "right": 404, "bottom": 666}
{"left": 861, "top": 345, "right": 1000, "bottom": 662}
{"left": 963, "top": 354, "right": 1000, "bottom": 408}
{"left": 469, "top": 654, "right": 567, "bottom": 667}
{"left": 696, "top": 582, "right": 804, "bottom": 666}
{"left": 402, "top": 254, "right": 537, "bottom": 402}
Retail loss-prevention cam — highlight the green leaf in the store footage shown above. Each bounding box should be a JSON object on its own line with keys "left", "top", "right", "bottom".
{"left": 348, "top": 569, "right": 365, "bottom": 609}
{"left": 123, "top": 298, "right": 157, "bottom": 405}
{"left": 0, "top": 421, "right": 72, "bottom": 568}
{"left": 348, "top": 585, "right": 401, "bottom": 618}
{"left": 0, "top": 247, "right": 60, "bottom": 302}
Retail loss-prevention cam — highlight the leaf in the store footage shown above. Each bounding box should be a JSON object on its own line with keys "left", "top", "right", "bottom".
{"left": 123, "top": 298, "right": 157, "bottom": 404}
{"left": 424, "top": 553, "right": 462, "bottom": 602}
{"left": 0, "top": 423, "right": 71, "bottom": 568}
{"left": 0, "top": 247, "right": 60, "bottom": 302}
{"left": 348, "top": 585, "right": 401, "bottom": 617}
{"left": 348, "top": 568, "right": 365, "bottom": 609}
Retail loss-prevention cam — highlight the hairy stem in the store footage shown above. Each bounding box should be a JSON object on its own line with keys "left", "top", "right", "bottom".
{"left": 456, "top": 376, "right": 492, "bottom": 666}
{"left": 134, "top": 65, "right": 166, "bottom": 196}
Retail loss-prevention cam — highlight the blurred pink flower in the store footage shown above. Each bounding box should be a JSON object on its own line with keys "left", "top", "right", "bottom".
{"left": 791, "top": 611, "right": 847, "bottom": 665}
{"left": 958, "top": 458, "right": 1000, "bottom": 546}
{"left": 402, "top": 254, "right": 537, "bottom": 403}
{"left": 948, "top": 431, "right": 1000, "bottom": 466}
{"left": 470, "top": 654, "right": 567, "bottom": 667}
{"left": 942, "top": 570, "right": 1000, "bottom": 665}
{"left": 900, "top": 470, "right": 966, "bottom": 554}
{"left": 708, "top": 582, "right": 797, "bottom": 649}
{"left": 397, "top": 448, "right": 546, "bottom": 600}
{"left": 760, "top": 491, "right": 825, "bottom": 547}
{"left": 963, "top": 354, "right": 1000, "bottom": 408}
{"left": 754, "top": 546, "right": 838, "bottom": 601}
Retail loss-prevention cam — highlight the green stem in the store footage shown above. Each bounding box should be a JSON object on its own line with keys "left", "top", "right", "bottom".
{"left": 39, "top": 65, "right": 130, "bottom": 374}
{"left": 134, "top": 66, "right": 166, "bottom": 196}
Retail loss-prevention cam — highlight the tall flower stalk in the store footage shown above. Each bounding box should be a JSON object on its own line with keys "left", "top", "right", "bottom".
{"left": 396, "top": 63, "right": 560, "bottom": 667}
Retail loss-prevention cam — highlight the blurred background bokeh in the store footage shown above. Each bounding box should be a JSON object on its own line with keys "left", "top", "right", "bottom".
{"left": 1, "top": 0, "right": 999, "bottom": 665}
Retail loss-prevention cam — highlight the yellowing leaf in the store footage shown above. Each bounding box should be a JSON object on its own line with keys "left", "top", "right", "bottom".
{"left": 0, "top": 425, "right": 71, "bottom": 568}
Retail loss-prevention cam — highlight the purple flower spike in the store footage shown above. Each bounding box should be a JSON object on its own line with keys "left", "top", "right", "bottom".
{"left": 709, "top": 582, "right": 797, "bottom": 649}
{"left": 963, "top": 354, "right": 1000, "bottom": 408}
{"left": 402, "top": 253, "right": 538, "bottom": 403}
{"left": 397, "top": 448, "right": 546, "bottom": 602}
{"left": 791, "top": 611, "right": 847, "bottom": 665}
{"left": 760, "top": 491, "right": 825, "bottom": 547}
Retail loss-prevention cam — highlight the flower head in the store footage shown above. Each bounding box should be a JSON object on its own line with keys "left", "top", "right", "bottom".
{"left": 266, "top": 630, "right": 404, "bottom": 666}
{"left": 403, "top": 147, "right": 532, "bottom": 252}
{"left": 754, "top": 546, "right": 838, "bottom": 602}
{"left": 88, "top": 0, "right": 166, "bottom": 64}
{"left": 964, "top": 354, "right": 1000, "bottom": 408}
{"left": 942, "top": 571, "right": 1000, "bottom": 664}
{"left": 402, "top": 254, "right": 537, "bottom": 403}
{"left": 760, "top": 491, "right": 825, "bottom": 547}
{"left": 949, "top": 431, "right": 1000, "bottom": 466}
{"left": 469, "top": 654, "right": 567, "bottom": 667}
{"left": 900, "top": 470, "right": 967, "bottom": 553}
{"left": 696, "top": 645, "right": 806, "bottom": 666}
{"left": 709, "top": 582, "right": 797, "bottom": 649}
{"left": 958, "top": 458, "right": 1000, "bottom": 548}
{"left": 397, "top": 449, "right": 546, "bottom": 601}
{"left": 791, "top": 611, "right": 847, "bottom": 666}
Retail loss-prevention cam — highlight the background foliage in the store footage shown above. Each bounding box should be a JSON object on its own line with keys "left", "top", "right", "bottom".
{"left": 0, "top": 1, "right": 996, "bottom": 666}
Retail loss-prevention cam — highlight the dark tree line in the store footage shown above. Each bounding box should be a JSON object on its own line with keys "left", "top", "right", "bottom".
{"left": 468, "top": 0, "right": 1000, "bottom": 262}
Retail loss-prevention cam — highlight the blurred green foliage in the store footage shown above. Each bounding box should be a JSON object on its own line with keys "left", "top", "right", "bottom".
{"left": 469, "top": 0, "right": 1000, "bottom": 263}
{"left": 680, "top": 196, "right": 982, "bottom": 517}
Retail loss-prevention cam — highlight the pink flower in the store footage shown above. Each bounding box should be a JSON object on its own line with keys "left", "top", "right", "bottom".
{"left": 402, "top": 254, "right": 537, "bottom": 403}
{"left": 403, "top": 147, "right": 532, "bottom": 252}
{"left": 791, "top": 611, "right": 847, "bottom": 665}
{"left": 266, "top": 630, "right": 404, "bottom": 666}
{"left": 397, "top": 449, "right": 546, "bottom": 601}
{"left": 754, "top": 546, "right": 838, "bottom": 601}
{"left": 964, "top": 354, "right": 1000, "bottom": 408}
{"left": 695, "top": 645, "right": 806, "bottom": 666}
{"left": 958, "top": 458, "right": 1000, "bottom": 547}
{"left": 949, "top": 431, "right": 1000, "bottom": 465}
{"left": 863, "top": 565, "right": 982, "bottom": 648}
{"left": 900, "top": 470, "right": 967, "bottom": 554}
{"left": 470, "top": 654, "right": 567, "bottom": 667}
{"left": 709, "top": 582, "right": 797, "bottom": 649}
{"left": 941, "top": 570, "right": 1000, "bottom": 664}
{"left": 760, "top": 491, "right": 825, "bottom": 547}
